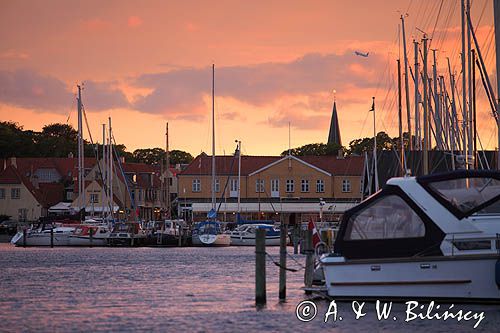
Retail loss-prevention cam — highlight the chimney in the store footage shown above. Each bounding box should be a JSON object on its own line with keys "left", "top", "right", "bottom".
{"left": 9, "top": 157, "right": 17, "bottom": 168}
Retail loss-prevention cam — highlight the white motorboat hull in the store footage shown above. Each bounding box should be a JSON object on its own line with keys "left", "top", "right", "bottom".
{"left": 11, "top": 231, "right": 71, "bottom": 246}
{"left": 321, "top": 255, "right": 500, "bottom": 301}
{"left": 192, "top": 233, "right": 231, "bottom": 246}
{"left": 230, "top": 235, "right": 281, "bottom": 246}
{"left": 67, "top": 236, "right": 108, "bottom": 246}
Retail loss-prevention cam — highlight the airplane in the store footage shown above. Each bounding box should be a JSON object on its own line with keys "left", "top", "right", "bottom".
{"left": 354, "top": 51, "right": 369, "bottom": 57}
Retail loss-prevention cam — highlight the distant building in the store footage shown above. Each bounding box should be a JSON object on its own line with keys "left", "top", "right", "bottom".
{"left": 327, "top": 100, "right": 342, "bottom": 146}
{"left": 177, "top": 153, "right": 364, "bottom": 224}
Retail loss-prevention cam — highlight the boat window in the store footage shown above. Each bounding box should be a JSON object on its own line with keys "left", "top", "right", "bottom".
{"left": 99, "top": 229, "right": 107, "bottom": 234}
{"left": 345, "top": 195, "right": 425, "bottom": 240}
{"left": 477, "top": 197, "right": 500, "bottom": 215}
{"left": 452, "top": 240, "right": 491, "bottom": 251}
{"left": 427, "top": 177, "right": 500, "bottom": 215}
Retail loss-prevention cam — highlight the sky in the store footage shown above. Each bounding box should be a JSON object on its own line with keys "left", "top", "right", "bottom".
{"left": 0, "top": 0, "right": 498, "bottom": 157}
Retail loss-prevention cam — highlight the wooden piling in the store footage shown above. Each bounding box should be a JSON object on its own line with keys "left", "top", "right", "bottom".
{"left": 304, "top": 230, "right": 314, "bottom": 293}
{"left": 255, "top": 228, "right": 266, "bottom": 307}
{"left": 89, "top": 227, "right": 93, "bottom": 248}
{"left": 178, "top": 225, "right": 182, "bottom": 247}
{"left": 50, "top": 228, "right": 54, "bottom": 248}
{"left": 23, "top": 229, "right": 27, "bottom": 248}
{"left": 279, "top": 220, "right": 287, "bottom": 302}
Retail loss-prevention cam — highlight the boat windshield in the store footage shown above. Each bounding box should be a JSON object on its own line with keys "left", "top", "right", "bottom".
{"left": 345, "top": 194, "right": 425, "bottom": 240}
{"left": 426, "top": 177, "right": 500, "bottom": 216}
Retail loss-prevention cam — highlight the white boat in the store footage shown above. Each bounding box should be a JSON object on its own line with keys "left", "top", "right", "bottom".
{"left": 192, "top": 221, "right": 231, "bottom": 246}
{"left": 230, "top": 224, "right": 282, "bottom": 246}
{"left": 68, "top": 224, "right": 111, "bottom": 246}
{"left": 320, "top": 170, "right": 500, "bottom": 302}
{"left": 11, "top": 226, "right": 76, "bottom": 246}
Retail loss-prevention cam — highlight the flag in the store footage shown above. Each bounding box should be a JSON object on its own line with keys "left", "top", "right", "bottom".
{"left": 369, "top": 97, "right": 375, "bottom": 111}
{"left": 308, "top": 218, "right": 321, "bottom": 248}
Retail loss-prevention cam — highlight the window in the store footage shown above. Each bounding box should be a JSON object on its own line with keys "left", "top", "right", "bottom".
{"left": 11, "top": 188, "right": 20, "bottom": 199}
{"left": 66, "top": 191, "right": 73, "bottom": 201}
{"left": 214, "top": 178, "right": 220, "bottom": 192}
{"left": 0, "top": 188, "right": 5, "bottom": 199}
{"left": 301, "top": 179, "right": 309, "bottom": 192}
{"left": 230, "top": 178, "right": 238, "bottom": 192}
{"left": 342, "top": 179, "right": 351, "bottom": 193}
{"left": 345, "top": 195, "right": 425, "bottom": 240}
{"left": 271, "top": 179, "right": 279, "bottom": 192}
{"left": 90, "top": 193, "right": 99, "bottom": 203}
{"left": 286, "top": 179, "right": 294, "bottom": 193}
{"left": 192, "top": 179, "right": 201, "bottom": 192}
{"left": 316, "top": 180, "right": 324, "bottom": 193}
{"left": 255, "top": 179, "right": 265, "bottom": 193}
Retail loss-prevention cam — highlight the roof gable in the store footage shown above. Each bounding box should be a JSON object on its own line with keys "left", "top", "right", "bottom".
{"left": 248, "top": 155, "right": 331, "bottom": 176}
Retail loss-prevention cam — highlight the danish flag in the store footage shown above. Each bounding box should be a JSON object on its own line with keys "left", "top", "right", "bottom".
{"left": 308, "top": 218, "right": 321, "bottom": 248}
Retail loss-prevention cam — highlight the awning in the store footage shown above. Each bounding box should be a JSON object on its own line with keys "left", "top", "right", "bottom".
{"left": 191, "top": 202, "right": 358, "bottom": 214}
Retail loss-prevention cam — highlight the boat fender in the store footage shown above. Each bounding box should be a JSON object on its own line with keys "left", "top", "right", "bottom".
{"left": 496, "top": 260, "right": 500, "bottom": 289}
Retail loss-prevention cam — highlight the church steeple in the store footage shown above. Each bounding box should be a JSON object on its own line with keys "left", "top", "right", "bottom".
{"left": 327, "top": 100, "right": 342, "bottom": 146}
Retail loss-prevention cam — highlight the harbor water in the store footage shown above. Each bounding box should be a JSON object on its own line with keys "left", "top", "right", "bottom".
{"left": 0, "top": 243, "right": 498, "bottom": 332}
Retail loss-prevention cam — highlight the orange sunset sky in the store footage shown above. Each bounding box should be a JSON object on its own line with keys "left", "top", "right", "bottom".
{"left": 0, "top": 0, "right": 498, "bottom": 156}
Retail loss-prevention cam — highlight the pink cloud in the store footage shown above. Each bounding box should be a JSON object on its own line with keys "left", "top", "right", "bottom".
{"left": 128, "top": 16, "right": 143, "bottom": 28}
{"left": 81, "top": 18, "right": 111, "bottom": 31}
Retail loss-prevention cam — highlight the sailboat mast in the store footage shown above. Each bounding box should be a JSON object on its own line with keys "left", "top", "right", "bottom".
{"left": 494, "top": 0, "right": 500, "bottom": 170}
{"left": 461, "top": 0, "right": 468, "bottom": 168}
{"left": 414, "top": 40, "right": 420, "bottom": 150}
{"left": 77, "top": 85, "right": 84, "bottom": 217}
{"left": 109, "top": 117, "right": 113, "bottom": 221}
{"left": 372, "top": 97, "right": 379, "bottom": 191}
{"left": 401, "top": 15, "right": 413, "bottom": 151}
{"left": 397, "top": 59, "right": 405, "bottom": 176}
{"left": 423, "top": 34, "right": 429, "bottom": 174}
{"left": 166, "top": 122, "right": 171, "bottom": 218}
{"left": 102, "top": 124, "right": 106, "bottom": 218}
{"left": 237, "top": 140, "right": 241, "bottom": 214}
{"left": 211, "top": 64, "right": 216, "bottom": 211}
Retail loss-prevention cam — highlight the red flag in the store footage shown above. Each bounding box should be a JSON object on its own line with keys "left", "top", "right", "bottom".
{"left": 308, "top": 218, "right": 321, "bottom": 248}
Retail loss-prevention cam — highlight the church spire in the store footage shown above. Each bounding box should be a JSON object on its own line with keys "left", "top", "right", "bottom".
{"left": 327, "top": 99, "right": 342, "bottom": 146}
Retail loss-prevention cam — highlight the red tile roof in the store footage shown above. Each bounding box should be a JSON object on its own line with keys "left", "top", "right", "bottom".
{"left": 180, "top": 154, "right": 364, "bottom": 176}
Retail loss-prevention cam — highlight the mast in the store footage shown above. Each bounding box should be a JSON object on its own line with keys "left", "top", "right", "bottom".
{"left": 397, "top": 59, "right": 405, "bottom": 176}
{"left": 472, "top": 49, "right": 477, "bottom": 168}
{"left": 236, "top": 140, "right": 241, "bottom": 214}
{"left": 414, "top": 40, "right": 420, "bottom": 150}
{"left": 423, "top": 34, "right": 429, "bottom": 174}
{"left": 109, "top": 117, "right": 113, "bottom": 221}
{"left": 401, "top": 15, "right": 413, "bottom": 151}
{"left": 494, "top": 0, "right": 500, "bottom": 170}
{"left": 461, "top": 0, "right": 468, "bottom": 167}
{"left": 371, "top": 97, "right": 378, "bottom": 191}
{"left": 77, "top": 84, "right": 84, "bottom": 218}
{"left": 211, "top": 64, "right": 216, "bottom": 211}
{"left": 102, "top": 124, "right": 106, "bottom": 218}
{"left": 166, "top": 122, "right": 171, "bottom": 219}
{"left": 467, "top": 0, "right": 474, "bottom": 167}
{"left": 432, "top": 49, "right": 442, "bottom": 150}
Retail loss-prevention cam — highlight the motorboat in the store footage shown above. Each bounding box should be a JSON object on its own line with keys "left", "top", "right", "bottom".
{"left": 68, "top": 224, "right": 111, "bottom": 246}
{"left": 229, "top": 223, "right": 282, "bottom": 246}
{"left": 147, "top": 219, "right": 191, "bottom": 246}
{"left": 192, "top": 221, "right": 231, "bottom": 247}
{"left": 320, "top": 170, "right": 500, "bottom": 302}
{"left": 11, "top": 226, "right": 76, "bottom": 246}
{"left": 107, "top": 222, "right": 147, "bottom": 246}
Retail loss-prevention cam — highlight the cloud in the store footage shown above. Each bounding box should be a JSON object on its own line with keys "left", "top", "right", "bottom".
{"left": 0, "top": 49, "right": 29, "bottom": 60}
{"left": 80, "top": 18, "right": 111, "bottom": 31}
{"left": 131, "top": 51, "right": 385, "bottom": 119}
{"left": 0, "top": 69, "right": 129, "bottom": 113}
{"left": 128, "top": 16, "right": 143, "bottom": 28}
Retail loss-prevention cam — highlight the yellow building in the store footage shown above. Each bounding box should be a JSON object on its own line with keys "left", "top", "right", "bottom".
{"left": 177, "top": 153, "right": 364, "bottom": 223}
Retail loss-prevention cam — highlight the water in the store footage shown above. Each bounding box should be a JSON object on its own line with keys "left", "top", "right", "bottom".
{"left": 0, "top": 243, "right": 498, "bottom": 332}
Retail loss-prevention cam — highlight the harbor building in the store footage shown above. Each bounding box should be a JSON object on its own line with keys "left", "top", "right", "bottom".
{"left": 177, "top": 153, "right": 364, "bottom": 224}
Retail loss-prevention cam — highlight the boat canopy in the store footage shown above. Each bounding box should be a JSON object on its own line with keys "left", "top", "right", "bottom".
{"left": 334, "top": 184, "right": 445, "bottom": 260}
{"left": 418, "top": 170, "right": 500, "bottom": 219}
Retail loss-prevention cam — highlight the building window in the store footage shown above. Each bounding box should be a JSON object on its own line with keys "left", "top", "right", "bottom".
{"left": 342, "top": 179, "right": 351, "bottom": 193}
{"left": 230, "top": 178, "right": 238, "bottom": 192}
{"left": 214, "top": 178, "right": 220, "bottom": 192}
{"left": 192, "top": 179, "right": 201, "bottom": 192}
{"left": 316, "top": 180, "right": 324, "bottom": 193}
{"left": 0, "top": 188, "right": 5, "bottom": 199}
{"left": 90, "top": 193, "right": 99, "bottom": 203}
{"left": 11, "top": 188, "right": 20, "bottom": 199}
{"left": 286, "top": 179, "right": 294, "bottom": 193}
{"left": 271, "top": 179, "right": 279, "bottom": 192}
{"left": 301, "top": 179, "right": 309, "bottom": 192}
{"left": 255, "top": 179, "right": 265, "bottom": 193}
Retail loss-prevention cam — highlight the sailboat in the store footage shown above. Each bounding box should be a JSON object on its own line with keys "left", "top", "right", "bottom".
{"left": 192, "top": 64, "right": 231, "bottom": 247}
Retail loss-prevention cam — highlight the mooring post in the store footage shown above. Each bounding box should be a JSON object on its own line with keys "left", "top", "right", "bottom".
{"left": 321, "top": 229, "right": 329, "bottom": 250}
{"left": 50, "top": 227, "right": 54, "bottom": 248}
{"left": 178, "top": 224, "right": 182, "bottom": 247}
{"left": 255, "top": 228, "right": 266, "bottom": 307}
{"left": 23, "top": 228, "right": 27, "bottom": 248}
{"left": 304, "top": 229, "right": 314, "bottom": 293}
{"left": 89, "top": 227, "right": 93, "bottom": 248}
{"left": 279, "top": 217, "right": 287, "bottom": 302}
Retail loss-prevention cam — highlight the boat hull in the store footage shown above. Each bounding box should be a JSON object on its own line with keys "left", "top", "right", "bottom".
{"left": 230, "top": 235, "right": 281, "bottom": 246}
{"left": 67, "top": 236, "right": 108, "bottom": 246}
{"left": 321, "top": 255, "right": 500, "bottom": 301}
{"left": 192, "top": 233, "right": 231, "bottom": 246}
{"left": 11, "top": 232, "right": 71, "bottom": 246}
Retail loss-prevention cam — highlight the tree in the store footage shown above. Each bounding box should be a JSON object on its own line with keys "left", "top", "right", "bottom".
{"left": 0, "top": 122, "right": 37, "bottom": 158}
{"left": 169, "top": 149, "right": 194, "bottom": 165}
{"left": 132, "top": 148, "right": 194, "bottom": 165}
{"left": 39, "top": 123, "right": 78, "bottom": 157}
{"left": 280, "top": 143, "right": 343, "bottom": 157}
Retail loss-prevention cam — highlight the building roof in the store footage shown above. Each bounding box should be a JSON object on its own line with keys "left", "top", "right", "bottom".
{"left": 180, "top": 154, "right": 364, "bottom": 177}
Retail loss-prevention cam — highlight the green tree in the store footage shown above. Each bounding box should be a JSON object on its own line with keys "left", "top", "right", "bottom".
{"left": 169, "top": 149, "right": 194, "bottom": 165}
{"left": 39, "top": 123, "right": 78, "bottom": 157}
{"left": 280, "top": 143, "right": 343, "bottom": 157}
{"left": 0, "top": 122, "right": 38, "bottom": 158}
